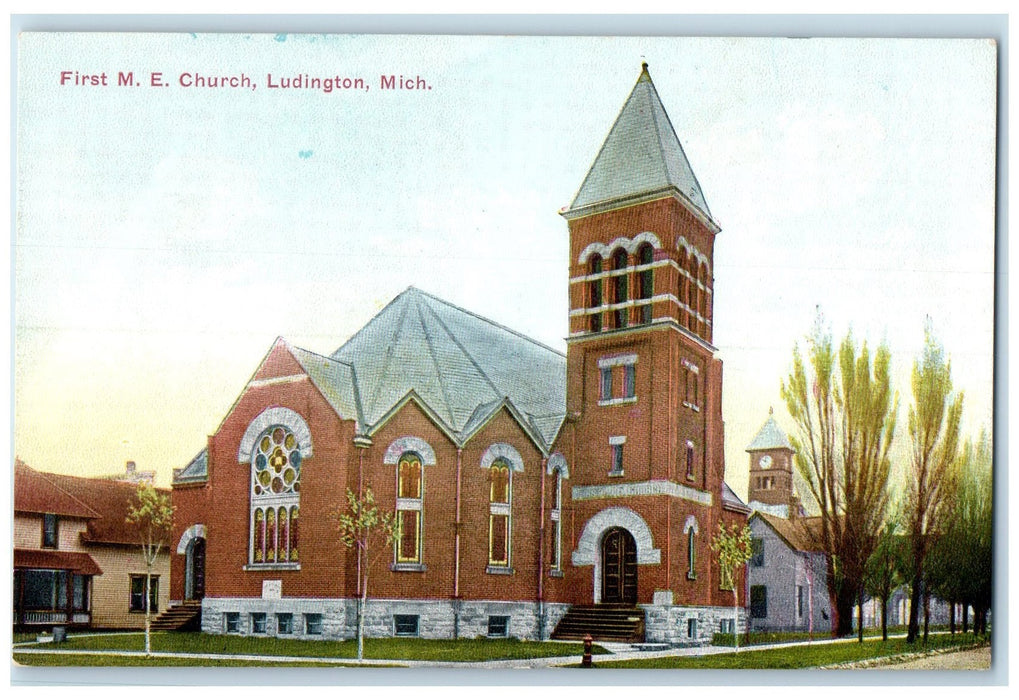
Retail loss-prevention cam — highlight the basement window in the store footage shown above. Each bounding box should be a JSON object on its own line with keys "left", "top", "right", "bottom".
{"left": 394, "top": 614, "right": 420, "bottom": 637}
{"left": 304, "top": 613, "right": 323, "bottom": 635}
{"left": 277, "top": 612, "right": 293, "bottom": 635}
{"left": 225, "top": 612, "right": 240, "bottom": 634}
{"left": 250, "top": 612, "right": 267, "bottom": 634}
{"left": 487, "top": 615, "right": 510, "bottom": 638}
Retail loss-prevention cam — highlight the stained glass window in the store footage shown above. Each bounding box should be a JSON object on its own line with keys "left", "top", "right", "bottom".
{"left": 488, "top": 462, "right": 511, "bottom": 567}
{"left": 250, "top": 424, "right": 302, "bottom": 565}
{"left": 395, "top": 453, "right": 423, "bottom": 564}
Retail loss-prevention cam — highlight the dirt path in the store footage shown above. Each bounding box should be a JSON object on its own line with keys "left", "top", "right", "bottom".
{"left": 870, "top": 645, "right": 991, "bottom": 670}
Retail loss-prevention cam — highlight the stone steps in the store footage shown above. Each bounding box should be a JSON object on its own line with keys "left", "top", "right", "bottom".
{"left": 550, "top": 604, "right": 645, "bottom": 642}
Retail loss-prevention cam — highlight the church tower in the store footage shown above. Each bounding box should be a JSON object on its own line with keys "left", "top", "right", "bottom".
{"left": 556, "top": 64, "right": 733, "bottom": 608}
{"left": 746, "top": 408, "right": 801, "bottom": 518}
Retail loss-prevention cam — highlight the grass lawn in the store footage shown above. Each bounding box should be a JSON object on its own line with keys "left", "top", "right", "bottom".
{"left": 591, "top": 633, "right": 987, "bottom": 669}
{"left": 12, "top": 653, "right": 363, "bottom": 667}
{"left": 14, "top": 631, "right": 608, "bottom": 665}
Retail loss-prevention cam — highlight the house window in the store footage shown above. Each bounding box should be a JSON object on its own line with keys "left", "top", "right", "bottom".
{"left": 488, "top": 461, "right": 511, "bottom": 568}
{"left": 277, "top": 612, "right": 293, "bottom": 635}
{"left": 42, "top": 513, "right": 58, "bottom": 549}
{"left": 72, "top": 574, "right": 88, "bottom": 611}
{"left": 250, "top": 425, "right": 302, "bottom": 565}
{"left": 304, "top": 613, "right": 323, "bottom": 635}
{"left": 488, "top": 615, "right": 510, "bottom": 638}
{"left": 612, "top": 248, "right": 629, "bottom": 329}
{"left": 225, "top": 612, "right": 241, "bottom": 633}
{"left": 394, "top": 614, "right": 420, "bottom": 637}
{"left": 251, "top": 612, "right": 267, "bottom": 634}
{"left": 589, "top": 255, "right": 603, "bottom": 333}
{"left": 750, "top": 585, "right": 768, "bottom": 618}
{"left": 623, "top": 363, "right": 636, "bottom": 399}
{"left": 21, "top": 570, "right": 70, "bottom": 611}
{"left": 719, "top": 618, "right": 735, "bottom": 634}
{"left": 687, "top": 527, "right": 696, "bottom": 580}
{"left": 609, "top": 438, "right": 625, "bottom": 477}
{"left": 751, "top": 538, "right": 764, "bottom": 567}
{"left": 600, "top": 367, "right": 613, "bottom": 400}
{"left": 550, "top": 469, "right": 563, "bottom": 572}
{"left": 129, "top": 574, "right": 159, "bottom": 613}
{"left": 686, "top": 441, "right": 695, "bottom": 480}
{"left": 395, "top": 453, "right": 423, "bottom": 565}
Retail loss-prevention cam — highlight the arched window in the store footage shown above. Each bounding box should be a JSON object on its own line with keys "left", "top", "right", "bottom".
{"left": 688, "top": 256, "right": 699, "bottom": 334}
{"left": 699, "top": 262, "right": 709, "bottom": 336}
{"left": 637, "top": 243, "right": 654, "bottom": 325}
{"left": 686, "top": 440, "right": 696, "bottom": 480}
{"left": 687, "top": 525, "right": 697, "bottom": 579}
{"left": 589, "top": 254, "right": 603, "bottom": 333}
{"left": 250, "top": 425, "right": 302, "bottom": 565}
{"left": 396, "top": 453, "right": 423, "bottom": 564}
{"left": 612, "top": 248, "right": 629, "bottom": 329}
{"left": 677, "top": 248, "right": 689, "bottom": 328}
{"left": 489, "top": 461, "right": 512, "bottom": 568}
{"left": 549, "top": 468, "right": 564, "bottom": 572}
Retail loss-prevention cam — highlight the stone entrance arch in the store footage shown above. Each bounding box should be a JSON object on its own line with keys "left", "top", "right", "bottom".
{"left": 572, "top": 507, "right": 660, "bottom": 603}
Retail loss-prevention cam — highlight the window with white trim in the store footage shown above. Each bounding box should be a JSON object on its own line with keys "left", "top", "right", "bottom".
{"left": 395, "top": 452, "right": 423, "bottom": 566}
{"left": 609, "top": 436, "right": 625, "bottom": 477}
{"left": 686, "top": 440, "right": 696, "bottom": 480}
{"left": 550, "top": 468, "right": 563, "bottom": 572}
{"left": 682, "top": 359, "right": 700, "bottom": 411}
{"left": 598, "top": 354, "right": 638, "bottom": 405}
{"left": 687, "top": 527, "right": 697, "bottom": 580}
{"left": 250, "top": 425, "right": 301, "bottom": 566}
{"left": 599, "top": 367, "right": 613, "bottom": 401}
{"left": 488, "top": 460, "right": 512, "bottom": 568}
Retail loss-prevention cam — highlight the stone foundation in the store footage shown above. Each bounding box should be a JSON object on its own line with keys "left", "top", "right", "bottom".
{"left": 640, "top": 602, "right": 748, "bottom": 646}
{"left": 201, "top": 596, "right": 571, "bottom": 641}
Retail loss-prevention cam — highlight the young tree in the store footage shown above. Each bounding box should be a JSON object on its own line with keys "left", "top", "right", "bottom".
{"left": 125, "top": 483, "right": 174, "bottom": 656}
{"left": 864, "top": 511, "right": 905, "bottom": 641}
{"left": 711, "top": 521, "right": 754, "bottom": 652}
{"left": 781, "top": 316, "right": 898, "bottom": 637}
{"left": 904, "top": 325, "right": 963, "bottom": 643}
{"left": 336, "top": 487, "right": 397, "bottom": 662}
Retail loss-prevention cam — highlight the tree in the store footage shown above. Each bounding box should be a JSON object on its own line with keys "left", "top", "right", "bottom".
{"left": 125, "top": 483, "right": 174, "bottom": 656}
{"left": 781, "top": 315, "right": 898, "bottom": 638}
{"left": 336, "top": 487, "right": 397, "bottom": 662}
{"left": 903, "top": 325, "right": 963, "bottom": 643}
{"left": 864, "top": 509, "right": 906, "bottom": 641}
{"left": 711, "top": 521, "right": 754, "bottom": 652}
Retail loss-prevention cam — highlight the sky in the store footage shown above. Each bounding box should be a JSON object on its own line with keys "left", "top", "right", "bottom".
{"left": 14, "top": 33, "right": 997, "bottom": 497}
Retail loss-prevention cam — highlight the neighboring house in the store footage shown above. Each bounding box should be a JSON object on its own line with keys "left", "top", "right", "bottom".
{"left": 100, "top": 460, "right": 156, "bottom": 485}
{"left": 14, "top": 460, "right": 171, "bottom": 630}
{"left": 171, "top": 64, "right": 750, "bottom": 645}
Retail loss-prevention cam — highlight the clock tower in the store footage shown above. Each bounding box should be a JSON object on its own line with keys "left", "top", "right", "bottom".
{"left": 746, "top": 408, "right": 800, "bottom": 518}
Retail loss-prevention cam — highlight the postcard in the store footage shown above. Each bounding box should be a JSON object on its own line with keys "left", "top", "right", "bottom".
{"left": 12, "top": 30, "right": 997, "bottom": 678}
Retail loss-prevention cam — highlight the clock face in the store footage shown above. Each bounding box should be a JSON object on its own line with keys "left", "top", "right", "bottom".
{"left": 759, "top": 455, "right": 773, "bottom": 469}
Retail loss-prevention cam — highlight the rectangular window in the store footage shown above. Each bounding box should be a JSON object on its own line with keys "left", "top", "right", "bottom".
{"left": 489, "top": 513, "right": 509, "bottom": 566}
{"left": 686, "top": 441, "right": 695, "bottom": 479}
{"left": 394, "top": 614, "right": 419, "bottom": 637}
{"left": 687, "top": 618, "right": 698, "bottom": 639}
{"left": 488, "top": 464, "right": 512, "bottom": 568}
{"left": 751, "top": 538, "right": 764, "bottom": 567}
{"left": 225, "top": 612, "right": 240, "bottom": 633}
{"left": 487, "top": 615, "right": 510, "bottom": 638}
{"left": 42, "top": 514, "right": 58, "bottom": 549}
{"left": 610, "top": 443, "right": 624, "bottom": 476}
{"left": 250, "top": 612, "right": 267, "bottom": 634}
{"left": 129, "top": 575, "right": 159, "bottom": 613}
{"left": 797, "top": 586, "right": 804, "bottom": 618}
{"left": 397, "top": 510, "right": 421, "bottom": 563}
{"left": 305, "top": 613, "right": 323, "bottom": 635}
{"left": 72, "top": 574, "right": 87, "bottom": 611}
{"left": 623, "top": 364, "right": 636, "bottom": 398}
{"left": 719, "top": 618, "right": 735, "bottom": 634}
{"left": 600, "top": 367, "right": 613, "bottom": 400}
{"left": 750, "top": 585, "right": 768, "bottom": 619}
{"left": 277, "top": 612, "right": 293, "bottom": 635}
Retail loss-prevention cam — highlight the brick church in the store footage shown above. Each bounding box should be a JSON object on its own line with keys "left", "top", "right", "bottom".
{"left": 170, "top": 64, "right": 751, "bottom": 644}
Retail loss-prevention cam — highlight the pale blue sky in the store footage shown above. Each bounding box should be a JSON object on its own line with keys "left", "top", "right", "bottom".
{"left": 15, "top": 34, "right": 996, "bottom": 496}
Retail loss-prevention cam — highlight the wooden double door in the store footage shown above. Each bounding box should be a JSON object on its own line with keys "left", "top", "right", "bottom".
{"left": 601, "top": 527, "right": 637, "bottom": 604}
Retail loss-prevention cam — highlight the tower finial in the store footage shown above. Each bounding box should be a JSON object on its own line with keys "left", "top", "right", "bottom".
{"left": 642, "top": 61, "right": 649, "bottom": 72}
{"left": 769, "top": 406, "right": 774, "bottom": 415}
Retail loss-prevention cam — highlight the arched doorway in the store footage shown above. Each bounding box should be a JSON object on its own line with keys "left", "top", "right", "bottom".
{"left": 185, "top": 537, "right": 206, "bottom": 601}
{"left": 601, "top": 527, "right": 637, "bottom": 604}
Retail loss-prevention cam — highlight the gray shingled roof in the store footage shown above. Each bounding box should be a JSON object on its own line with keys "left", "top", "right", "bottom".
{"left": 175, "top": 448, "right": 208, "bottom": 483}
{"left": 746, "top": 413, "right": 795, "bottom": 452}
{"left": 331, "top": 287, "right": 567, "bottom": 449}
{"left": 567, "top": 64, "right": 713, "bottom": 222}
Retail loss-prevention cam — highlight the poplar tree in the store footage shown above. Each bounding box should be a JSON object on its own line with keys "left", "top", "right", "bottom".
{"left": 336, "top": 487, "right": 396, "bottom": 662}
{"left": 904, "top": 325, "right": 963, "bottom": 643}
{"left": 126, "top": 483, "right": 174, "bottom": 656}
{"left": 781, "top": 315, "right": 898, "bottom": 638}
{"left": 710, "top": 522, "right": 754, "bottom": 652}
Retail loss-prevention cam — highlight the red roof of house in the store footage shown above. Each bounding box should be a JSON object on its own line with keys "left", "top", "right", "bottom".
{"left": 14, "top": 460, "right": 98, "bottom": 519}
{"left": 14, "top": 460, "right": 171, "bottom": 547}
{"left": 754, "top": 512, "right": 824, "bottom": 553}
{"left": 14, "top": 548, "right": 104, "bottom": 575}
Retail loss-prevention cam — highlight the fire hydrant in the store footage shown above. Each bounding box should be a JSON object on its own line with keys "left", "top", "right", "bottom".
{"left": 581, "top": 634, "right": 593, "bottom": 667}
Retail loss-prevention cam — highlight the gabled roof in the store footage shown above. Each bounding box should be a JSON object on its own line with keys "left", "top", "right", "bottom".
{"left": 752, "top": 512, "right": 823, "bottom": 553}
{"left": 722, "top": 481, "right": 751, "bottom": 514}
{"left": 746, "top": 410, "right": 795, "bottom": 452}
{"left": 14, "top": 460, "right": 98, "bottom": 519}
{"left": 174, "top": 448, "right": 208, "bottom": 484}
{"left": 331, "top": 287, "right": 567, "bottom": 450}
{"left": 566, "top": 63, "right": 714, "bottom": 225}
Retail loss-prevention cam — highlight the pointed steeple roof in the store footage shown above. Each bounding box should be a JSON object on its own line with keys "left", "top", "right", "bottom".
{"left": 566, "top": 63, "right": 714, "bottom": 224}
{"left": 746, "top": 408, "right": 795, "bottom": 452}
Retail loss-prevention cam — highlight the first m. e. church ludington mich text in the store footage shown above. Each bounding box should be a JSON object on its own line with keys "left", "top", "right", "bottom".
{"left": 58, "top": 70, "right": 431, "bottom": 93}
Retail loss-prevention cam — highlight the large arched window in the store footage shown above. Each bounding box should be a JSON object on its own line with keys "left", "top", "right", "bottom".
{"left": 588, "top": 254, "right": 603, "bottom": 333}
{"left": 637, "top": 243, "right": 654, "bottom": 325}
{"left": 612, "top": 248, "right": 629, "bottom": 329}
{"left": 550, "top": 467, "right": 564, "bottom": 572}
{"left": 396, "top": 453, "right": 423, "bottom": 564}
{"left": 489, "top": 460, "right": 512, "bottom": 568}
{"left": 250, "top": 425, "right": 302, "bottom": 565}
